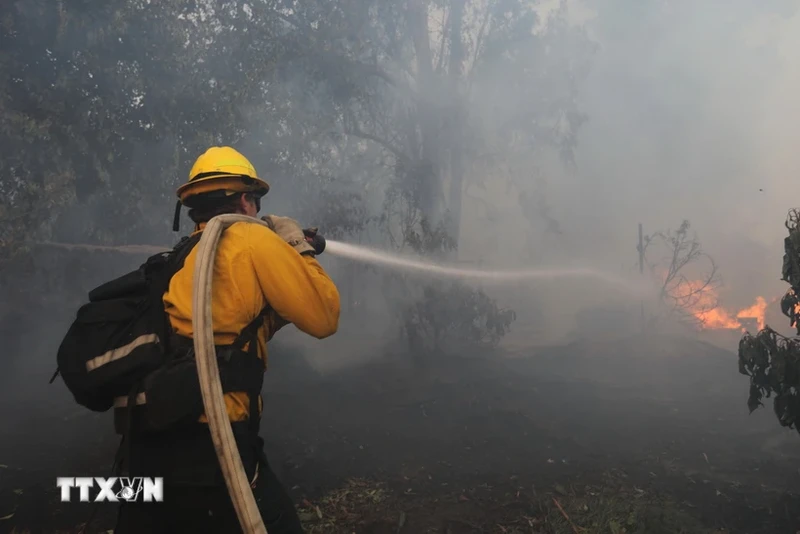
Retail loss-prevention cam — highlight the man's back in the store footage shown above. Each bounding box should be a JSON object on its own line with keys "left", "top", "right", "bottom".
{"left": 163, "top": 219, "right": 340, "bottom": 423}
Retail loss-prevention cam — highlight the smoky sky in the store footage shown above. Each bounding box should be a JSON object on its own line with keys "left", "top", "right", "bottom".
{"left": 527, "top": 1, "right": 800, "bottom": 314}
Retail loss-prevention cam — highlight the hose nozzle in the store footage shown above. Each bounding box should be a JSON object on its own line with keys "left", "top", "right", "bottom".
{"left": 303, "top": 227, "right": 326, "bottom": 255}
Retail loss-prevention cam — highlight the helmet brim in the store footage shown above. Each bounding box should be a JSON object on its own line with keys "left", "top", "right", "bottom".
{"left": 176, "top": 174, "right": 270, "bottom": 204}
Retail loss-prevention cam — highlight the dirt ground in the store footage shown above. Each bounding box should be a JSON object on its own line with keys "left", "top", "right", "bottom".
{"left": 1, "top": 333, "right": 798, "bottom": 533}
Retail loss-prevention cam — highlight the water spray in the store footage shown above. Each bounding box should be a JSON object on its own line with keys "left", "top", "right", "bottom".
{"left": 30, "top": 232, "right": 649, "bottom": 296}
{"left": 324, "top": 240, "right": 650, "bottom": 296}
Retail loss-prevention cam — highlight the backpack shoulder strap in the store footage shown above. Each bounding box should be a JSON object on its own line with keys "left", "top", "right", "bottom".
{"left": 171, "top": 233, "right": 203, "bottom": 264}
{"left": 149, "top": 233, "right": 203, "bottom": 351}
{"left": 144, "top": 233, "right": 202, "bottom": 293}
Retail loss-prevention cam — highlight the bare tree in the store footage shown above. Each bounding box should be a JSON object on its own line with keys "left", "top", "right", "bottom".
{"left": 643, "top": 220, "right": 722, "bottom": 328}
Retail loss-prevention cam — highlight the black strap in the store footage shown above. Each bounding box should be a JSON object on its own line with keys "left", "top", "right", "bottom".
{"left": 172, "top": 233, "right": 201, "bottom": 262}
{"left": 160, "top": 234, "right": 202, "bottom": 288}
{"left": 237, "top": 306, "right": 268, "bottom": 434}
{"left": 114, "top": 380, "right": 141, "bottom": 476}
{"left": 232, "top": 306, "right": 270, "bottom": 353}
{"left": 173, "top": 200, "right": 183, "bottom": 232}
{"left": 154, "top": 233, "right": 203, "bottom": 355}
{"left": 242, "top": 309, "right": 267, "bottom": 435}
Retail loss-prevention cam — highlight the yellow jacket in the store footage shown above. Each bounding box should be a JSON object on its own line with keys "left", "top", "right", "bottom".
{"left": 162, "top": 219, "right": 340, "bottom": 423}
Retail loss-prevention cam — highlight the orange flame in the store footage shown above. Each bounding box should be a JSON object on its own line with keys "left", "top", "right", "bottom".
{"left": 735, "top": 297, "right": 769, "bottom": 331}
{"left": 693, "top": 294, "right": 769, "bottom": 332}
{"left": 695, "top": 306, "right": 744, "bottom": 330}
{"left": 667, "top": 277, "right": 769, "bottom": 332}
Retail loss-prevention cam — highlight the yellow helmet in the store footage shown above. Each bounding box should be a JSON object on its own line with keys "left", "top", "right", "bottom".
{"left": 177, "top": 146, "right": 270, "bottom": 205}
{"left": 172, "top": 146, "right": 270, "bottom": 231}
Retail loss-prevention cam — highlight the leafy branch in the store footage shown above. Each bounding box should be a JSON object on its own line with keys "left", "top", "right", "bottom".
{"left": 738, "top": 327, "right": 800, "bottom": 434}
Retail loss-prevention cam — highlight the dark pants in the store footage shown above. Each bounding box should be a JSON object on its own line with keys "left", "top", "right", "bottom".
{"left": 113, "top": 426, "right": 304, "bottom": 534}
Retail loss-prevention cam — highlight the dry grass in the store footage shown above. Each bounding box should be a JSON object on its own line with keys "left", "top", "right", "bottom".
{"left": 295, "top": 472, "right": 726, "bottom": 534}
{"left": 297, "top": 478, "right": 393, "bottom": 532}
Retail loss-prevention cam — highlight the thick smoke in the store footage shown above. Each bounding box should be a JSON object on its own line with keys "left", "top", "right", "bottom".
{"left": 545, "top": 1, "right": 800, "bottom": 319}
{"left": 1, "top": 0, "right": 798, "bottom": 372}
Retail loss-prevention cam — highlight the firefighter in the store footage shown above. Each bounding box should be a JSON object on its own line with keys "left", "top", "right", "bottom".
{"left": 114, "top": 146, "right": 340, "bottom": 533}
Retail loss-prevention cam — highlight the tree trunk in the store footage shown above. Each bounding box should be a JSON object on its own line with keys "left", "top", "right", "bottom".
{"left": 446, "top": 0, "right": 466, "bottom": 252}
{"left": 407, "top": 0, "right": 444, "bottom": 227}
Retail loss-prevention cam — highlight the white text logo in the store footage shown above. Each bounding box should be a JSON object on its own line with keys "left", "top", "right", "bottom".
{"left": 56, "top": 477, "right": 164, "bottom": 502}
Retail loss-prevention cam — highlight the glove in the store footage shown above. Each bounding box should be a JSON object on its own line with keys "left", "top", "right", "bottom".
{"left": 261, "top": 215, "right": 315, "bottom": 255}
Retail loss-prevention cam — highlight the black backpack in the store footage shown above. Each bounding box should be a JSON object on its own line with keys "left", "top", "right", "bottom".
{"left": 52, "top": 234, "right": 202, "bottom": 413}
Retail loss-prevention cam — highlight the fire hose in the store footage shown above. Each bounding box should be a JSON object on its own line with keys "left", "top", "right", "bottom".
{"left": 192, "top": 214, "right": 325, "bottom": 534}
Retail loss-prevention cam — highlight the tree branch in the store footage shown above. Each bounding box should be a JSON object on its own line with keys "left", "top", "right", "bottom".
{"left": 344, "top": 121, "right": 409, "bottom": 163}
